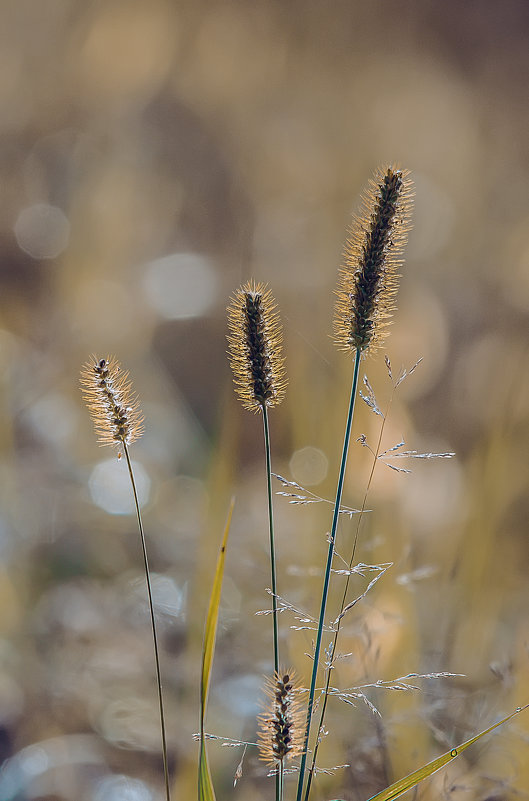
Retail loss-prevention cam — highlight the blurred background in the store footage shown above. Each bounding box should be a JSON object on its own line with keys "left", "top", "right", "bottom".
{"left": 1, "top": 0, "right": 529, "bottom": 799}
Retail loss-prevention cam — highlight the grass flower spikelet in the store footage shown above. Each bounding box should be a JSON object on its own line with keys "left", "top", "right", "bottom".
{"left": 81, "top": 356, "right": 169, "bottom": 800}
{"left": 257, "top": 671, "right": 304, "bottom": 767}
{"left": 227, "top": 281, "right": 286, "bottom": 413}
{"left": 80, "top": 356, "right": 144, "bottom": 448}
{"left": 334, "top": 165, "right": 413, "bottom": 355}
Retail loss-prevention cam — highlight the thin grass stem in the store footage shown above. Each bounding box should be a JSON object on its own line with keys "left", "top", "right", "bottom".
{"left": 296, "top": 348, "right": 361, "bottom": 801}
{"left": 262, "top": 405, "right": 281, "bottom": 801}
{"left": 123, "top": 443, "right": 171, "bottom": 801}
{"left": 263, "top": 405, "right": 280, "bottom": 676}
{"left": 303, "top": 384, "right": 396, "bottom": 800}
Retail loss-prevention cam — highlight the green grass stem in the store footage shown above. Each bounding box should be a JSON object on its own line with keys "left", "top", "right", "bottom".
{"left": 296, "top": 348, "right": 361, "bottom": 801}
{"left": 304, "top": 384, "right": 395, "bottom": 799}
{"left": 262, "top": 404, "right": 281, "bottom": 801}
{"left": 263, "top": 405, "right": 280, "bottom": 676}
{"left": 123, "top": 444, "right": 171, "bottom": 801}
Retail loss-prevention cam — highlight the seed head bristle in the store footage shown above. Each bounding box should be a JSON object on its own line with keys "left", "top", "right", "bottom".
{"left": 80, "top": 356, "right": 144, "bottom": 448}
{"left": 257, "top": 670, "right": 304, "bottom": 767}
{"left": 227, "top": 281, "right": 287, "bottom": 413}
{"left": 333, "top": 165, "right": 414, "bottom": 355}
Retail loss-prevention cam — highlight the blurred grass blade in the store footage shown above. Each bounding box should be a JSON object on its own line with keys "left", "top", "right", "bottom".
{"left": 329, "top": 703, "right": 528, "bottom": 801}
{"left": 199, "top": 499, "right": 235, "bottom": 801}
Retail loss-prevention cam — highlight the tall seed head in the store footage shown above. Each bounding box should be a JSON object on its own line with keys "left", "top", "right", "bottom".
{"left": 333, "top": 165, "right": 413, "bottom": 355}
{"left": 80, "top": 356, "right": 144, "bottom": 448}
{"left": 257, "top": 670, "right": 304, "bottom": 767}
{"left": 227, "top": 281, "right": 287, "bottom": 413}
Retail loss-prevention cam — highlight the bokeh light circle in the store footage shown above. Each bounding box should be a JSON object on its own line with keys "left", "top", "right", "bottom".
{"left": 89, "top": 459, "right": 150, "bottom": 515}
{"left": 14, "top": 203, "right": 70, "bottom": 260}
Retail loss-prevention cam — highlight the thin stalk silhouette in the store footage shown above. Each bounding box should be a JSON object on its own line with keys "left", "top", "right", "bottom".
{"left": 263, "top": 404, "right": 280, "bottom": 677}
{"left": 303, "top": 384, "right": 396, "bottom": 800}
{"left": 123, "top": 443, "right": 171, "bottom": 801}
{"left": 296, "top": 348, "right": 361, "bottom": 801}
{"left": 263, "top": 404, "right": 281, "bottom": 801}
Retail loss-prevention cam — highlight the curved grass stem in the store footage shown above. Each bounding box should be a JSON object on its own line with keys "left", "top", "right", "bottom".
{"left": 123, "top": 443, "right": 171, "bottom": 801}
{"left": 303, "top": 383, "right": 396, "bottom": 800}
{"left": 296, "top": 348, "right": 361, "bottom": 801}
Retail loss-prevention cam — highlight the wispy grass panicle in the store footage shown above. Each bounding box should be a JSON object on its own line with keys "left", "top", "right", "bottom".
{"left": 257, "top": 671, "right": 304, "bottom": 768}
{"left": 227, "top": 281, "right": 286, "bottom": 413}
{"left": 334, "top": 166, "right": 413, "bottom": 355}
{"left": 80, "top": 356, "right": 144, "bottom": 448}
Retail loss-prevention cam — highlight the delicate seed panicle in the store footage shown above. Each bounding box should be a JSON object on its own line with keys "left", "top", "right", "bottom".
{"left": 227, "top": 281, "right": 287, "bottom": 413}
{"left": 257, "top": 670, "right": 304, "bottom": 767}
{"left": 80, "top": 356, "right": 144, "bottom": 448}
{"left": 333, "top": 165, "right": 414, "bottom": 355}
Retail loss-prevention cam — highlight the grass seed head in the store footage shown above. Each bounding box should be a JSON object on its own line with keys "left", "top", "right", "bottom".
{"left": 80, "top": 356, "right": 144, "bottom": 448}
{"left": 257, "top": 670, "right": 304, "bottom": 767}
{"left": 333, "top": 165, "right": 414, "bottom": 356}
{"left": 227, "top": 281, "right": 287, "bottom": 413}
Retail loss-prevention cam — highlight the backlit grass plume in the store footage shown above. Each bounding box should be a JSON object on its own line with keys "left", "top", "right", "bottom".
{"left": 227, "top": 281, "right": 286, "bottom": 413}
{"left": 297, "top": 167, "right": 414, "bottom": 801}
{"left": 227, "top": 282, "right": 286, "bottom": 801}
{"left": 80, "top": 356, "right": 170, "bottom": 801}
{"left": 80, "top": 356, "right": 144, "bottom": 449}
{"left": 258, "top": 670, "right": 304, "bottom": 796}
{"left": 334, "top": 165, "right": 413, "bottom": 355}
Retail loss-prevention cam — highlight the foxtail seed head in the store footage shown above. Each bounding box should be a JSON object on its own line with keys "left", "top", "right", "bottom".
{"left": 333, "top": 165, "right": 413, "bottom": 355}
{"left": 257, "top": 670, "right": 304, "bottom": 767}
{"left": 80, "top": 356, "right": 144, "bottom": 448}
{"left": 227, "top": 281, "right": 286, "bottom": 413}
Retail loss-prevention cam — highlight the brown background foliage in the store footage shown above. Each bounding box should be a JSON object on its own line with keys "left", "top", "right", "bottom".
{"left": 1, "top": 1, "right": 529, "bottom": 799}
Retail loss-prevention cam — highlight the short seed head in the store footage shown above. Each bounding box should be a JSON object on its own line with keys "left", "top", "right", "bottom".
{"left": 227, "top": 281, "right": 287, "bottom": 413}
{"left": 333, "top": 165, "right": 413, "bottom": 355}
{"left": 80, "top": 356, "right": 144, "bottom": 448}
{"left": 257, "top": 670, "right": 304, "bottom": 767}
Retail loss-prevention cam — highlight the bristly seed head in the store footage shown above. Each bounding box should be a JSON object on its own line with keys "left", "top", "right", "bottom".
{"left": 257, "top": 670, "right": 304, "bottom": 767}
{"left": 80, "top": 356, "right": 144, "bottom": 448}
{"left": 333, "top": 165, "right": 414, "bottom": 355}
{"left": 227, "top": 281, "right": 287, "bottom": 413}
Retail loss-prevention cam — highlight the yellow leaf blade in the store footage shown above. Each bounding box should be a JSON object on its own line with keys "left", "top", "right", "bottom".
{"left": 198, "top": 740, "right": 215, "bottom": 801}
{"left": 198, "top": 499, "right": 235, "bottom": 801}
{"left": 366, "top": 704, "right": 528, "bottom": 801}
{"left": 329, "top": 703, "right": 528, "bottom": 801}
